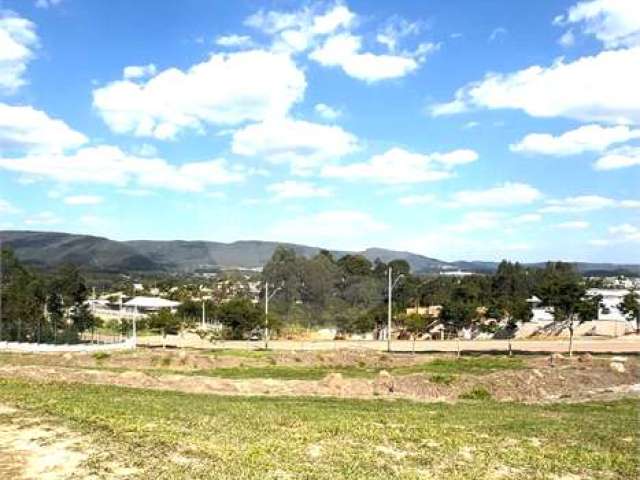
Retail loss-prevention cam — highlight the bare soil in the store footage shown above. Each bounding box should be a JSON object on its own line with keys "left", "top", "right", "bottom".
{"left": 0, "top": 403, "right": 135, "bottom": 479}
{"left": 0, "top": 354, "right": 637, "bottom": 404}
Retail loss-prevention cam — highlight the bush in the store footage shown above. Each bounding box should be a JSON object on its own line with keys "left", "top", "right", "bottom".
{"left": 459, "top": 387, "right": 492, "bottom": 400}
{"left": 92, "top": 351, "right": 110, "bottom": 361}
{"left": 429, "top": 373, "right": 454, "bottom": 385}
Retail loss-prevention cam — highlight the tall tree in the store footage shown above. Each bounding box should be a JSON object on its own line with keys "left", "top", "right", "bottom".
{"left": 619, "top": 290, "right": 640, "bottom": 333}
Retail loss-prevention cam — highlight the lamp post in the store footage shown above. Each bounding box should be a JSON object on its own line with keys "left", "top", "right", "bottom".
{"left": 387, "top": 267, "right": 405, "bottom": 353}
{"left": 264, "top": 282, "right": 282, "bottom": 350}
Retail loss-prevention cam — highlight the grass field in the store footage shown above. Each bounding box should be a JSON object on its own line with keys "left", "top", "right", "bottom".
{"left": 0, "top": 378, "right": 638, "bottom": 479}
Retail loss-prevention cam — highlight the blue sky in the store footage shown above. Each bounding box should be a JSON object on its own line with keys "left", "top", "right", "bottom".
{"left": 0, "top": 0, "right": 639, "bottom": 263}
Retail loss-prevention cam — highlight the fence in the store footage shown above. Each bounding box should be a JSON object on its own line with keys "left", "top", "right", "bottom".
{"left": 0, "top": 337, "right": 135, "bottom": 353}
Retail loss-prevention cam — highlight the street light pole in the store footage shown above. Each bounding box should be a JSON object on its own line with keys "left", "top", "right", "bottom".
{"left": 264, "top": 281, "right": 282, "bottom": 350}
{"left": 387, "top": 267, "right": 405, "bottom": 353}
{"left": 265, "top": 282, "right": 269, "bottom": 350}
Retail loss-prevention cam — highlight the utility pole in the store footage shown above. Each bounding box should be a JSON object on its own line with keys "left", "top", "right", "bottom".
{"left": 264, "top": 281, "right": 282, "bottom": 350}
{"left": 387, "top": 267, "right": 405, "bottom": 353}
{"left": 388, "top": 267, "right": 392, "bottom": 353}
{"left": 202, "top": 300, "right": 206, "bottom": 328}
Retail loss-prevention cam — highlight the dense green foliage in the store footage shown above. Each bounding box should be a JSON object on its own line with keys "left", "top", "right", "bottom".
{"left": 0, "top": 249, "right": 96, "bottom": 343}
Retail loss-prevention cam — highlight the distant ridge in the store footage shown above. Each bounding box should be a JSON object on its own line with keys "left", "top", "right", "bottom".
{"left": 1, "top": 230, "right": 639, "bottom": 275}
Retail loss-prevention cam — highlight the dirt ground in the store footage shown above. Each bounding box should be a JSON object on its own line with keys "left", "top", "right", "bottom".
{"left": 0, "top": 403, "right": 135, "bottom": 480}
{"left": 0, "top": 352, "right": 637, "bottom": 403}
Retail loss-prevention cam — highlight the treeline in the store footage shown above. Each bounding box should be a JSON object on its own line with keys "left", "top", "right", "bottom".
{"left": 258, "top": 247, "right": 607, "bottom": 337}
{"left": 1, "top": 249, "right": 96, "bottom": 343}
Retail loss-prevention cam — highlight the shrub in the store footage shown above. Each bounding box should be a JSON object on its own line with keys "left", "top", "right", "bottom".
{"left": 92, "top": 351, "right": 110, "bottom": 361}
{"left": 429, "top": 373, "right": 454, "bottom": 385}
{"left": 459, "top": 387, "right": 492, "bottom": 400}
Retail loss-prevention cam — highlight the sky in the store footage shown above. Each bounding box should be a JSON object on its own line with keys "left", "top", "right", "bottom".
{"left": 0, "top": 0, "right": 639, "bottom": 263}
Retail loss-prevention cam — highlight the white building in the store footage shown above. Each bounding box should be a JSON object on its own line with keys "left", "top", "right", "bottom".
{"left": 123, "top": 296, "right": 181, "bottom": 316}
{"left": 586, "top": 288, "right": 631, "bottom": 322}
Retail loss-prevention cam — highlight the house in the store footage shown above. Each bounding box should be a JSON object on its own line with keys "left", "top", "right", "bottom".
{"left": 526, "top": 296, "right": 554, "bottom": 323}
{"left": 405, "top": 305, "right": 442, "bottom": 317}
{"left": 123, "top": 296, "right": 181, "bottom": 316}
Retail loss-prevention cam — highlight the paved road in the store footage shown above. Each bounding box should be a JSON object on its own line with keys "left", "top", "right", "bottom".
{"left": 137, "top": 334, "right": 640, "bottom": 354}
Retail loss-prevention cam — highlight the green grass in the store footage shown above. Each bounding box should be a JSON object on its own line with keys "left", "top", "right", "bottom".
{"left": 0, "top": 378, "right": 637, "bottom": 479}
{"left": 179, "top": 356, "right": 526, "bottom": 381}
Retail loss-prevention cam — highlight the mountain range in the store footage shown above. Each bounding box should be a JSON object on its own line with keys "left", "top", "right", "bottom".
{"left": 1, "top": 230, "right": 639, "bottom": 276}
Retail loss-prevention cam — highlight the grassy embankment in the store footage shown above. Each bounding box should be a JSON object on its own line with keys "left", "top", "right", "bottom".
{"left": 0, "top": 378, "right": 637, "bottom": 479}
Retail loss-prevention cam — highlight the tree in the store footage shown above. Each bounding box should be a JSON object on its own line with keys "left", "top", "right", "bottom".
{"left": 619, "top": 290, "right": 640, "bottom": 333}
{"left": 148, "top": 308, "right": 181, "bottom": 348}
{"left": 216, "top": 298, "right": 263, "bottom": 339}
{"left": 440, "top": 301, "right": 477, "bottom": 336}
{"left": 403, "top": 313, "right": 428, "bottom": 354}
{"left": 536, "top": 262, "right": 586, "bottom": 356}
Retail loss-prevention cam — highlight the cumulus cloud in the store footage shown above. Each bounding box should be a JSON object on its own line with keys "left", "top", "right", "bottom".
{"left": 555, "top": 0, "right": 640, "bottom": 48}
{"left": 510, "top": 124, "right": 640, "bottom": 156}
{"left": 540, "top": 195, "right": 639, "bottom": 213}
{"left": 0, "top": 12, "right": 38, "bottom": 93}
{"left": 322, "top": 147, "right": 478, "bottom": 184}
{"left": 214, "top": 35, "right": 254, "bottom": 48}
{"left": 594, "top": 146, "right": 640, "bottom": 170}
{"left": 267, "top": 180, "right": 332, "bottom": 200}
{"left": 93, "top": 50, "right": 306, "bottom": 139}
{"left": 0, "top": 145, "right": 246, "bottom": 192}
{"left": 310, "top": 33, "right": 437, "bottom": 82}
{"left": 63, "top": 195, "right": 103, "bottom": 206}
{"left": 430, "top": 47, "right": 640, "bottom": 125}
{"left": 245, "top": 2, "right": 356, "bottom": 53}
{"left": 0, "top": 103, "right": 88, "bottom": 154}
{"left": 232, "top": 118, "right": 358, "bottom": 175}
{"left": 450, "top": 182, "right": 542, "bottom": 207}
{"left": 123, "top": 64, "right": 157, "bottom": 80}
{"left": 314, "top": 103, "right": 341, "bottom": 120}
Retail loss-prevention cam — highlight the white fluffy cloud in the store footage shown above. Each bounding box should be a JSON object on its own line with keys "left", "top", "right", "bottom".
{"left": 540, "top": 195, "right": 639, "bottom": 213}
{"left": 63, "top": 195, "right": 103, "bottom": 206}
{"left": 214, "top": 35, "right": 254, "bottom": 48}
{"left": 0, "top": 12, "right": 38, "bottom": 93}
{"left": 123, "top": 64, "right": 157, "bottom": 80}
{"left": 555, "top": 0, "right": 640, "bottom": 48}
{"left": 322, "top": 147, "right": 478, "bottom": 184}
{"left": 267, "top": 180, "right": 332, "bottom": 200}
{"left": 245, "top": 3, "right": 356, "bottom": 53}
{"left": 431, "top": 47, "right": 640, "bottom": 125}
{"left": 450, "top": 182, "right": 542, "bottom": 207}
{"left": 0, "top": 145, "right": 246, "bottom": 192}
{"left": 93, "top": 50, "right": 306, "bottom": 139}
{"left": 594, "top": 146, "right": 640, "bottom": 170}
{"left": 314, "top": 103, "right": 341, "bottom": 120}
{"left": 232, "top": 118, "right": 358, "bottom": 174}
{"left": 310, "top": 33, "right": 437, "bottom": 82}
{"left": 556, "top": 220, "right": 590, "bottom": 229}
{"left": 0, "top": 103, "right": 88, "bottom": 154}
{"left": 510, "top": 124, "right": 640, "bottom": 156}
{"left": 269, "top": 209, "right": 388, "bottom": 249}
